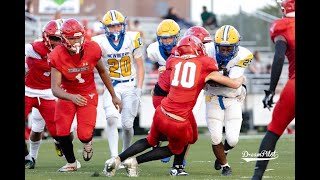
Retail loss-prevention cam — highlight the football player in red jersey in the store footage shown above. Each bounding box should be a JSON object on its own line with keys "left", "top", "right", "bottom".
{"left": 103, "top": 35, "right": 245, "bottom": 177}
{"left": 251, "top": 0, "right": 295, "bottom": 179}
{"left": 49, "top": 18, "right": 122, "bottom": 172}
{"left": 149, "top": 25, "right": 213, "bottom": 175}
{"left": 25, "top": 19, "right": 64, "bottom": 169}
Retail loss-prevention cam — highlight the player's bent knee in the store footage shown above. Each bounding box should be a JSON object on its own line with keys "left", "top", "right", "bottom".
{"left": 106, "top": 116, "right": 118, "bottom": 126}
{"left": 226, "top": 137, "right": 239, "bottom": 147}
{"left": 122, "top": 120, "right": 134, "bottom": 130}
{"left": 211, "top": 135, "right": 222, "bottom": 145}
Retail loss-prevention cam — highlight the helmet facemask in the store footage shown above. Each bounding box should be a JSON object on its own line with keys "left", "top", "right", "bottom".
{"left": 157, "top": 35, "right": 179, "bottom": 53}
{"left": 103, "top": 21, "right": 127, "bottom": 41}
{"left": 215, "top": 44, "right": 239, "bottom": 66}
{"left": 61, "top": 34, "right": 85, "bottom": 54}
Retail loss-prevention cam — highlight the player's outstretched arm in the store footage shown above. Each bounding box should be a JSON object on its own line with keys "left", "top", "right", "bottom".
{"left": 205, "top": 71, "right": 245, "bottom": 89}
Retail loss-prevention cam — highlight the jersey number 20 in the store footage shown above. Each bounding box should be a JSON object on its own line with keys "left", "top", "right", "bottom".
{"left": 171, "top": 62, "right": 196, "bottom": 88}
{"left": 108, "top": 56, "right": 131, "bottom": 78}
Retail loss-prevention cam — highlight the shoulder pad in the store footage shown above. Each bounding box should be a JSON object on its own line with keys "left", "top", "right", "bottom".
{"left": 25, "top": 43, "right": 41, "bottom": 59}
{"left": 269, "top": 19, "right": 287, "bottom": 42}
{"left": 236, "top": 46, "right": 253, "bottom": 68}
{"left": 127, "top": 31, "right": 143, "bottom": 49}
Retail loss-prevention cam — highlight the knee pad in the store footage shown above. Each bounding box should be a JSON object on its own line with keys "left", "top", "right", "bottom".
{"left": 30, "top": 114, "right": 45, "bottom": 133}
{"left": 122, "top": 119, "right": 134, "bottom": 130}
{"left": 211, "top": 133, "right": 222, "bottom": 145}
{"left": 106, "top": 115, "right": 118, "bottom": 127}
{"left": 225, "top": 136, "right": 239, "bottom": 147}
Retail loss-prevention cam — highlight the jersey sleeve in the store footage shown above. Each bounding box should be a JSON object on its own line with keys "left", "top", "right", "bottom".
{"left": 269, "top": 19, "right": 286, "bottom": 43}
{"left": 146, "top": 42, "right": 158, "bottom": 62}
{"left": 205, "top": 56, "right": 219, "bottom": 71}
{"left": 236, "top": 47, "right": 253, "bottom": 68}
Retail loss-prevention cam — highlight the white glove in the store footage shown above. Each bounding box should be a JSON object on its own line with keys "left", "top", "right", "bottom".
{"left": 135, "top": 88, "right": 142, "bottom": 98}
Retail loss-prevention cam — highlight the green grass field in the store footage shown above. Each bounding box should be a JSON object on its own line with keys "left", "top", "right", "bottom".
{"left": 25, "top": 133, "right": 294, "bottom": 180}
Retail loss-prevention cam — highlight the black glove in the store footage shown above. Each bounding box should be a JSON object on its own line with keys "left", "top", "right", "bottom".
{"left": 262, "top": 90, "right": 275, "bottom": 110}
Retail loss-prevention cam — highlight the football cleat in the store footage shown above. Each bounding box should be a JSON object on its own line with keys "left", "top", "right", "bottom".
{"left": 161, "top": 156, "right": 171, "bottom": 163}
{"left": 25, "top": 157, "right": 36, "bottom": 169}
{"left": 122, "top": 157, "right": 138, "bottom": 177}
{"left": 103, "top": 157, "right": 121, "bottom": 177}
{"left": 54, "top": 140, "right": 64, "bottom": 157}
{"left": 58, "top": 161, "right": 78, "bottom": 172}
{"left": 83, "top": 141, "right": 93, "bottom": 161}
{"left": 170, "top": 165, "right": 189, "bottom": 176}
{"left": 221, "top": 166, "right": 232, "bottom": 176}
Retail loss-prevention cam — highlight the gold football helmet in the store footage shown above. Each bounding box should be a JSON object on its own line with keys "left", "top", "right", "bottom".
{"left": 101, "top": 10, "right": 127, "bottom": 41}
{"left": 214, "top": 25, "right": 241, "bottom": 65}
{"left": 156, "top": 19, "right": 180, "bottom": 52}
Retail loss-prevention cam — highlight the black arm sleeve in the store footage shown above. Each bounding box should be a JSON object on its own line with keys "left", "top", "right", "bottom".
{"left": 269, "top": 40, "right": 287, "bottom": 92}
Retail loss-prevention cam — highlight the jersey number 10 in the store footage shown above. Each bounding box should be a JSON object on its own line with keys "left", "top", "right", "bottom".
{"left": 171, "top": 62, "right": 196, "bottom": 88}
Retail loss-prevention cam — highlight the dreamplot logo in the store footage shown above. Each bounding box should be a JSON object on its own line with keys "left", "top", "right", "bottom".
{"left": 241, "top": 150, "right": 279, "bottom": 162}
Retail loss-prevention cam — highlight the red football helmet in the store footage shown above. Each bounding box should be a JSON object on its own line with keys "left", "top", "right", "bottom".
{"left": 184, "top": 26, "right": 212, "bottom": 43}
{"left": 280, "top": 0, "right": 295, "bottom": 16}
{"left": 175, "top": 35, "right": 206, "bottom": 58}
{"left": 42, "top": 19, "right": 63, "bottom": 51}
{"left": 60, "top": 18, "right": 85, "bottom": 54}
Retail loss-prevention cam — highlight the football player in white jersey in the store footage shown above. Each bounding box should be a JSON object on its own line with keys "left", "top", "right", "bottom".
{"left": 204, "top": 25, "right": 253, "bottom": 176}
{"left": 91, "top": 10, "right": 145, "bottom": 164}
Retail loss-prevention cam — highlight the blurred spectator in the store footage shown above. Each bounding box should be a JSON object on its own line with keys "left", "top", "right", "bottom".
{"left": 130, "top": 19, "right": 145, "bottom": 39}
{"left": 81, "top": 18, "right": 94, "bottom": 41}
{"left": 53, "top": 10, "right": 62, "bottom": 20}
{"left": 249, "top": 50, "right": 265, "bottom": 74}
{"left": 266, "top": 63, "right": 272, "bottom": 74}
{"left": 162, "top": 7, "right": 194, "bottom": 29}
{"left": 25, "top": 0, "right": 33, "bottom": 13}
{"left": 201, "top": 6, "right": 218, "bottom": 30}
{"left": 25, "top": 0, "right": 37, "bottom": 22}
{"left": 92, "top": 15, "right": 105, "bottom": 36}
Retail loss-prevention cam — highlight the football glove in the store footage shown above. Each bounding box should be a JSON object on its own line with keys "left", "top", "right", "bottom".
{"left": 135, "top": 88, "right": 142, "bottom": 99}
{"left": 262, "top": 90, "right": 275, "bottom": 110}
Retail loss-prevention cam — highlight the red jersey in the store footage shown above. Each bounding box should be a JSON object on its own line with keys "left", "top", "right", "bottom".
{"left": 270, "top": 17, "right": 295, "bottom": 79}
{"left": 161, "top": 55, "right": 218, "bottom": 119}
{"left": 48, "top": 41, "right": 102, "bottom": 94}
{"left": 25, "top": 41, "right": 51, "bottom": 89}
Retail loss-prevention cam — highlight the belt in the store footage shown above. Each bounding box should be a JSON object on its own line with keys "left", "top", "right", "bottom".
{"left": 112, "top": 78, "right": 134, "bottom": 87}
{"left": 161, "top": 106, "right": 186, "bottom": 121}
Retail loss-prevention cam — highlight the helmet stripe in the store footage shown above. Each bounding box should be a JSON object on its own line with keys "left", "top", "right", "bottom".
{"left": 110, "top": 10, "right": 117, "bottom": 21}
{"left": 223, "top": 25, "right": 230, "bottom": 41}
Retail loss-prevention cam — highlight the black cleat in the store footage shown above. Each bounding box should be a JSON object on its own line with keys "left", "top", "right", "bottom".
{"left": 214, "top": 159, "right": 221, "bottom": 170}
{"left": 221, "top": 166, "right": 232, "bottom": 176}
{"left": 25, "top": 157, "right": 36, "bottom": 169}
{"left": 170, "top": 165, "right": 189, "bottom": 176}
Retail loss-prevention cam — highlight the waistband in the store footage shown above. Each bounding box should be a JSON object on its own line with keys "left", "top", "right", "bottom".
{"left": 161, "top": 106, "right": 186, "bottom": 121}
{"left": 112, "top": 78, "right": 134, "bottom": 87}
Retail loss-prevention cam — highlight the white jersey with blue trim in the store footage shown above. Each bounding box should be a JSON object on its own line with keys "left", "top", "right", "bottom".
{"left": 205, "top": 46, "right": 253, "bottom": 97}
{"left": 146, "top": 41, "right": 169, "bottom": 66}
{"left": 92, "top": 31, "right": 143, "bottom": 81}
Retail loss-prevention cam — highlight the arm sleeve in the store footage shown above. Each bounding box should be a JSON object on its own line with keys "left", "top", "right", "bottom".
{"left": 269, "top": 40, "right": 287, "bottom": 92}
